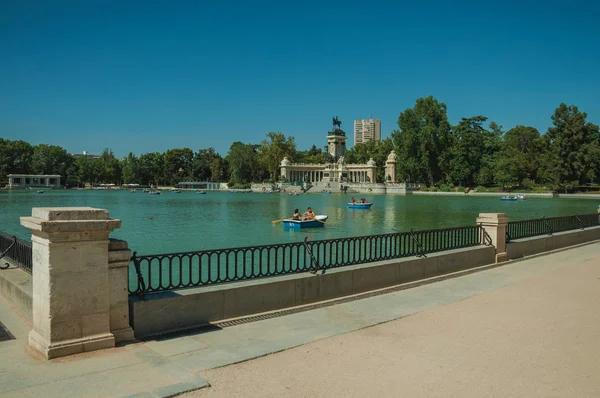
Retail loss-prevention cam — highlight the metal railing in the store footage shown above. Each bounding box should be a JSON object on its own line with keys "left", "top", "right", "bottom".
{"left": 0, "top": 232, "right": 33, "bottom": 274}
{"left": 506, "top": 213, "right": 599, "bottom": 243}
{"left": 129, "top": 224, "right": 490, "bottom": 297}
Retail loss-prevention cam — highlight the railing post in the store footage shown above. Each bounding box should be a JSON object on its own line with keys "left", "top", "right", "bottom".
{"left": 20, "top": 207, "right": 122, "bottom": 359}
{"left": 108, "top": 238, "right": 135, "bottom": 343}
{"left": 476, "top": 213, "right": 508, "bottom": 263}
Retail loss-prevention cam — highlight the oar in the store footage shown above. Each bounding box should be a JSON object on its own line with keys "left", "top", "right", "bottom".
{"left": 314, "top": 218, "right": 331, "bottom": 226}
{"left": 272, "top": 219, "right": 284, "bottom": 224}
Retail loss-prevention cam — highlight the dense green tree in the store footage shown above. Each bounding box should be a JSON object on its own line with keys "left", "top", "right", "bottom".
{"left": 257, "top": 132, "right": 296, "bottom": 180}
{"left": 226, "top": 142, "right": 266, "bottom": 185}
{"left": 391, "top": 96, "right": 452, "bottom": 185}
{"left": 121, "top": 152, "right": 140, "bottom": 184}
{"left": 296, "top": 145, "right": 328, "bottom": 164}
{"left": 449, "top": 116, "right": 489, "bottom": 187}
{"left": 494, "top": 125, "right": 543, "bottom": 188}
{"left": 138, "top": 152, "right": 165, "bottom": 186}
{"left": 31, "top": 144, "right": 73, "bottom": 184}
{"left": 544, "top": 103, "right": 600, "bottom": 190}
{"left": 91, "top": 149, "right": 121, "bottom": 184}
{"left": 191, "top": 148, "right": 223, "bottom": 181}
{"left": 345, "top": 138, "right": 394, "bottom": 182}
{"left": 163, "top": 148, "right": 194, "bottom": 185}
{"left": 0, "top": 139, "right": 34, "bottom": 182}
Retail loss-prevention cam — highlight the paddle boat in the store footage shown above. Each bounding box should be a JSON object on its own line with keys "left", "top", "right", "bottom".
{"left": 348, "top": 202, "right": 372, "bottom": 209}
{"left": 282, "top": 215, "right": 328, "bottom": 229}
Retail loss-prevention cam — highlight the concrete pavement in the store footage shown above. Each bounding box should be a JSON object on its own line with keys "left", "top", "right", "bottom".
{"left": 1, "top": 241, "right": 599, "bottom": 397}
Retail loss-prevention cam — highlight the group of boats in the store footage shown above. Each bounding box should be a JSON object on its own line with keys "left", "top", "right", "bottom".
{"left": 134, "top": 188, "right": 207, "bottom": 195}
{"left": 279, "top": 200, "right": 373, "bottom": 229}
{"left": 500, "top": 194, "right": 527, "bottom": 201}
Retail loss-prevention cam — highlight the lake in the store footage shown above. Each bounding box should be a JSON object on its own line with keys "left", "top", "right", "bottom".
{"left": 0, "top": 190, "right": 598, "bottom": 255}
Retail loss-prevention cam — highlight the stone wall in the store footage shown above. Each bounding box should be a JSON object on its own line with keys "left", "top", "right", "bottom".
{"left": 129, "top": 245, "right": 495, "bottom": 338}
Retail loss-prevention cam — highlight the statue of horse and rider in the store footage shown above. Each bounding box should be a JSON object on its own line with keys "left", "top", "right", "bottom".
{"left": 332, "top": 116, "right": 342, "bottom": 129}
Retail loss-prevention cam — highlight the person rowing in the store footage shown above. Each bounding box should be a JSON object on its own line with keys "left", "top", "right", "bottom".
{"left": 292, "top": 208, "right": 301, "bottom": 220}
{"left": 303, "top": 207, "right": 315, "bottom": 220}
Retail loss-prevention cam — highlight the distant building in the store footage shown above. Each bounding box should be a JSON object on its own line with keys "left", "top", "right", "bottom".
{"left": 8, "top": 174, "right": 61, "bottom": 189}
{"left": 71, "top": 151, "right": 100, "bottom": 160}
{"left": 353, "top": 119, "right": 381, "bottom": 146}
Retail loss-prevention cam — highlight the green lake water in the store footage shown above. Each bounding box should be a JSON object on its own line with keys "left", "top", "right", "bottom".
{"left": 1, "top": 190, "right": 598, "bottom": 255}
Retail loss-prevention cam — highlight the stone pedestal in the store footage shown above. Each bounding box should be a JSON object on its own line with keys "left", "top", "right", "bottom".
{"left": 20, "top": 207, "right": 122, "bottom": 359}
{"left": 108, "top": 239, "right": 135, "bottom": 343}
{"left": 476, "top": 213, "right": 508, "bottom": 263}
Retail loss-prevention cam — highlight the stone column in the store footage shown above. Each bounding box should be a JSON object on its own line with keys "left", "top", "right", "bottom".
{"left": 476, "top": 213, "right": 508, "bottom": 263}
{"left": 108, "top": 238, "right": 135, "bottom": 343}
{"left": 20, "top": 207, "right": 122, "bottom": 359}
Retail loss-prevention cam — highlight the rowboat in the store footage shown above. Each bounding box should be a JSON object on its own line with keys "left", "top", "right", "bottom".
{"left": 37, "top": 190, "right": 44, "bottom": 194}
{"left": 196, "top": 190, "right": 206, "bottom": 194}
{"left": 500, "top": 196, "right": 517, "bottom": 201}
{"left": 283, "top": 215, "right": 328, "bottom": 229}
{"left": 348, "top": 202, "right": 372, "bottom": 209}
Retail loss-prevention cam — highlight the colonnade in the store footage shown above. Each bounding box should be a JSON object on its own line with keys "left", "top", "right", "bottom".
{"left": 348, "top": 170, "right": 370, "bottom": 183}
{"left": 288, "top": 170, "right": 324, "bottom": 183}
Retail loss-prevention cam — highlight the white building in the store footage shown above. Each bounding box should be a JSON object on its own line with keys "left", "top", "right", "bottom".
{"left": 353, "top": 119, "right": 381, "bottom": 146}
{"left": 8, "top": 174, "right": 61, "bottom": 189}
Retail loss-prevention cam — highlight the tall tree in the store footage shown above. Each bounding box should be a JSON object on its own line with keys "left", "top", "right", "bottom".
{"left": 257, "top": 132, "right": 296, "bottom": 180}
{"left": 345, "top": 138, "right": 394, "bottom": 182}
{"left": 296, "top": 145, "right": 328, "bottom": 164}
{"left": 163, "top": 148, "right": 194, "bottom": 185}
{"left": 391, "top": 96, "right": 452, "bottom": 185}
{"left": 121, "top": 152, "right": 140, "bottom": 184}
{"left": 449, "top": 116, "right": 488, "bottom": 187}
{"left": 226, "top": 142, "right": 265, "bottom": 185}
{"left": 31, "top": 144, "right": 73, "bottom": 184}
{"left": 138, "top": 152, "right": 165, "bottom": 186}
{"left": 494, "top": 125, "right": 543, "bottom": 188}
{"left": 545, "top": 103, "right": 600, "bottom": 189}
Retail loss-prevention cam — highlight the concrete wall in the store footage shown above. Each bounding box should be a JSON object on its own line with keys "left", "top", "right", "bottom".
{"left": 129, "top": 245, "right": 495, "bottom": 338}
{"left": 507, "top": 226, "right": 600, "bottom": 259}
{"left": 0, "top": 263, "right": 32, "bottom": 320}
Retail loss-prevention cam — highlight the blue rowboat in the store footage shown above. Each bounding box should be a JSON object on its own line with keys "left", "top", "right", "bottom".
{"left": 348, "top": 202, "right": 372, "bottom": 209}
{"left": 500, "top": 197, "right": 517, "bottom": 201}
{"left": 283, "top": 215, "right": 328, "bottom": 229}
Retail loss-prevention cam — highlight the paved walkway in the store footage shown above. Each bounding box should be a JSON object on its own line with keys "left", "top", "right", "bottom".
{"left": 0, "top": 242, "right": 599, "bottom": 397}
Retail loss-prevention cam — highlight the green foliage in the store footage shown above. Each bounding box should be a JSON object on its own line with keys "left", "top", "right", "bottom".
{"left": 391, "top": 96, "right": 452, "bottom": 185}
{"left": 345, "top": 138, "right": 393, "bottom": 182}
{"left": 257, "top": 132, "right": 296, "bottom": 179}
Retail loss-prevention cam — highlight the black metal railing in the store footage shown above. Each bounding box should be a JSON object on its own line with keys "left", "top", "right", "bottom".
{"left": 0, "top": 232, "right": 33, "bottom": 274}
{"left": 506, "top": 213, "right": 599, "bottom": 243}
{"left": 129, "top": 224, "right": 490, "bottom": 297}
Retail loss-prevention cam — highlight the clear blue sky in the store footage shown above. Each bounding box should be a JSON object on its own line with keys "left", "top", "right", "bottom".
{"left": 1, "top": 0, "right": 599, "bottom": 158}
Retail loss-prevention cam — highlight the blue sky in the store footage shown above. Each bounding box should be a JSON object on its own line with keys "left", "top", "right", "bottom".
{"left": 1, "top": 0, "right": 599, "bottom": 157}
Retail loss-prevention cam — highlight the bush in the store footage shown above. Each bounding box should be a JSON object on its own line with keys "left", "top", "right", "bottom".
{"left": 438, "top": 183, "right": 453, "bottom": 192}
{"left": 521, "top": 178, "right": 534, "bottom": 190}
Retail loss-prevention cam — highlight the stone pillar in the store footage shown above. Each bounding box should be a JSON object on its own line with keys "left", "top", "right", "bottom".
{"left": 108, "top": 239, "right": 135, "bottom": 343}
{"left": 476, "top": 213, "right": 508, "bottom": 263}
{"left": 20, "top": 207, "right": 122, "bottom": 359}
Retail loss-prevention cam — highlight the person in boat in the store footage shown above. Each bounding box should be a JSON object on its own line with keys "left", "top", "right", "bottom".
{"left": 292, "top": 208, "right": 301, "bottom": 220}
{"left": 351, "top": 197, "right": 356, "bottom": 204}
{"left": 303, "top": 207, "right": 315, "bottom": 220}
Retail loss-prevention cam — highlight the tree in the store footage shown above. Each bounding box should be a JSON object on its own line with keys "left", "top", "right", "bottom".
{"left": 296, "top": 145, "right": 328, "bottom": 164}
{"left": 31, "top": 144, "right": 73, "bottom": 184}
{"left": 226, "top": 142, "right": 266, "bottom": 185}
{"left": 0, "top": 139, "right": 34, "bottom": 183}
{"left": 138, "top": 152, "right": 165, "bottom": 186}
{"left": 163, "top": 148, "right": 194, "bottom": 185}
{"left": 257, "top": 132, "right": 296, "bottom": 180}
{"left": 476, "top": 121, "right": 503, "bottom": 186}
{"left": 345, "top": 138, "right": 394, "bottom": 182}
{"left": 545, "top": 103, "right": 600, "bottom": 189}
{"left": 191, "top": 148, "right": 222, "bottom": 181}
{"left": 90, "top": 149, "right": 121, "bottom": 184}
{"left": 494, "top": 125, "right": 543, "bottom": 188}
{"left": 449, "top": 116, "right": 488, "bottom": 187}
{"left": 121, "top": 153, "right": 140, "bottom": 184}
{"left": 391, "top": 96, "right": 452, "bottom": 185}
